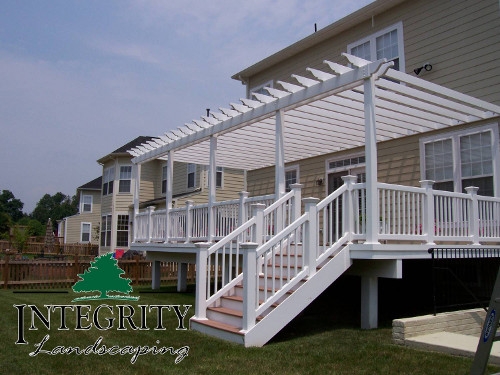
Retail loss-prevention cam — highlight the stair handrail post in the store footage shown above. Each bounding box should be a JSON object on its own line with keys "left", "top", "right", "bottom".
{"left": 251, "top": 204, "right": 266, "bottom": 246}
{"left": 465, "top": 186, "right": 480, "bottom": 245}
{"left": 303, "top": 197, "right": 320, "bottom": 278}
{"left": 241, "top": 242, "right": 258, "bottom": 332}
{"left": 420, "top": 180, "right": 435, "bottom": 245}
{"left": 238, "top": 191, "right": 249, "bottom": 226}
{"left": 194, "top": 242, "right": 210, "bottom": 320}
{"left": 341, "top": 176, "right": 357, "bottom": 243}
{"left": 147, "top": 206, "right": 155, "bottom": 243}
{"left": 290, "top": 184, "right": 303, "bottom": 223}
{"left": 184, "top": 200, "right": 194, "bottom": 244}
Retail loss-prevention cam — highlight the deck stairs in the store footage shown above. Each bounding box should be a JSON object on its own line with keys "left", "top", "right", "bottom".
{"left": 190, "top": 242, "right": 351, "bottom": 346}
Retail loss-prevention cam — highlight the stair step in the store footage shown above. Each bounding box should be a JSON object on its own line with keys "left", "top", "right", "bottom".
{"left": 221, "top": 294, "right": 280, "bottom": 309}
{"left": 191, "top": 318, "right": 243, "bottom": 335}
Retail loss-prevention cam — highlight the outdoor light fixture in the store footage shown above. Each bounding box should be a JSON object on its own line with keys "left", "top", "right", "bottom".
{"left": 315, "top": 178, "right": 324, "bottom": 186}
{"left": 414, "top": 63, "right": 432, "bottom": 75}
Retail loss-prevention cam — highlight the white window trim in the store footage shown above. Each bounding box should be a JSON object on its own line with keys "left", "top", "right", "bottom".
{"left": 116, "top": 213, "right": 130, "bottom": 248}
{"left": 419, "top": 123, "right": 499, "bottom": 196}
{"left": 187, "top": 163, "right": 197, "bottom": 189}
{"left": 161, "top": 164, "right": 168, "bottom": 195}
{"left": 81, "top": 222, "right": 91, "bottom": 243}
{"left": 285, "top": 164, "right": 300, "bottom": 191}
{"left": 118, "top": 165, "right": 132, "bottom": 194}
{"left": 80, "top": 194, "right": 93, "bottom": 213}
{"left": 347, "top": 21, "right": 405, "bottom": 72}
{"left": 216, "top": 166, "right": 224, "bottom": 189}
{"left": 326, "top": 153, "right": 366, "bottom": 174}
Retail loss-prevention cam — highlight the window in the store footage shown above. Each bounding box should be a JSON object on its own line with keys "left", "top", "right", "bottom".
{"left": 119, "top": 166, "right": 132, "bottom": 193}
{"left": 216, "top": 166, "right": 223, "bottom": 188}
{"left": 285, "top": 165, "right": 299, "bottom": 192}
{"left": 421, "top": 126, "right": 497, "bottom": 196}
{"left": 102, "top": 167, "right": 114, "bottom": 196}
{"left": 161, "top": 165, "right": 168, "bottom": 194}
{"left": 187, "top": 163, "right": 196, "bottom": 189}
{"left": 100, "top": 215, "right": 112, "bottom": 247}
{"left": 116, "top": 215, "right": 129, "bottom": 247}
{"left": 81, "top": 195, "right": 92, "bottom": 213}
{"left": 348, "top": 22, "right": 404, "bottom": 71}
{"left": 81, "top": 223, "right": 91, "bottom": 243}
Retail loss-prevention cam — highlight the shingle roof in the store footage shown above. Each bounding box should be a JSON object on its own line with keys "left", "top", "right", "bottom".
{"left": 78, "top": 176, "right": 102, "bottom": 191}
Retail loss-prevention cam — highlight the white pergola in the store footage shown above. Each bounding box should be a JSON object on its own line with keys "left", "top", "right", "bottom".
{"left": 129, "top": 53, "right": 500, "bottom": 243}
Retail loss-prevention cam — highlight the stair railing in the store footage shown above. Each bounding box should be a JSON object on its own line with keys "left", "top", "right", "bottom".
{"left": 242, "top": 179, "right": 355, "bottom": 331}
{"left": 193, "top": 185, "right": 302, "bottom": 321}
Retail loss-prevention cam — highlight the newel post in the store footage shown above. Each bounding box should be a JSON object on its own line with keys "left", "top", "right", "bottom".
{"left": 146, "top": 206, "right": 155, "bottom": 243}
{"left": 303, "top": 198, "right": 320, "bottom": 278}
{"left": 290, "top": 184, "right": 303, "bottom": 223}
{"left": 252, "top": 204, "right": 266, "bottom": 246}
{"left": 194, "top": 242, "right": 210, "bottom": 320}
{"left": 241, "top": 242, "right": 258, "bottom": 332}
{"left": 420, "top": 180, "right": 435, "bottom": 245}
{"left": 184, "top": 200, "right": 194, "bottom": 244}
{"left": 341, "top": 176, "right": 357, "bottom": 243}
{"left": 465, "top": 186, "right": 480, "bottom": 245}
{"left": 238, "top": 191, "right": 249, "bottom": 226}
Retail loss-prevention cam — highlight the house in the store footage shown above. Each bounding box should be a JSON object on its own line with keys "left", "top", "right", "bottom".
{"left": 58, "top": 176, "right": 102, "bottom": 245}
{"left": 127, "top": 0, "right": 500, "bottom": 346}
{"left": 94, "top": 136, "right": 245, "bottom": 254}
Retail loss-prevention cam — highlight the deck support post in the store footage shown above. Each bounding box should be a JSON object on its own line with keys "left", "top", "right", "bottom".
{"left": 151, "top": 260, "right": 161, "bottom": 290}
{"left": 241, "top": 242, "right": 258, "bottom": 332}
{"left": 194, "top": 243, "right": 210, "bottom": 320}
{"left": 363, "top": 75, "right": 380, "bottom": 245}
{"left": 165, "top": 150, "right": 174, "bottom": 243}
{"left": 361, "top": 276, "right": 378, "bottom": 329}
{"left": 208, "top": 136, "right": 217, "bottom": 243}
{"left": 177, "top": 262, "right": 188, "bottom": 292}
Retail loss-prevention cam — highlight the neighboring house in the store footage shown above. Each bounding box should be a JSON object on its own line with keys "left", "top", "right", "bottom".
{"left": 128, "top": 0, "right": 500, "bottom": 346}
{"left": 58, "top": 176, "right": 102, "bottom": 245}
{"left": 97, "top": 136, "right": 246, "bottom": 254}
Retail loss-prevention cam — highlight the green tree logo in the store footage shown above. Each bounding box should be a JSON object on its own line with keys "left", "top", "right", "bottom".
{"left": 72, "top": 253, "right": 139, "bottom": 301}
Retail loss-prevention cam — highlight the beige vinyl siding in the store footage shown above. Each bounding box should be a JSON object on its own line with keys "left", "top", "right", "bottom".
{"left": 139, "top": 160, "right": 157, "bottom": 202}
{"left": 247, "top": 0, "right": 499, "bottom": 105}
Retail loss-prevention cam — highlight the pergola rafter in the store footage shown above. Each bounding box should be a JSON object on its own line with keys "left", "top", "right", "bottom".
{"left": 129, "top": 54, "right": 500, "bottom": 173}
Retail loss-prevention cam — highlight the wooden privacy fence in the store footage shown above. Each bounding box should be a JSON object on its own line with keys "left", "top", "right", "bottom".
{"left": 0, "top": 240, "right": 99, "bottom": 257}
{"left": 0, "top": 255, "right": 195, "bottom": 289}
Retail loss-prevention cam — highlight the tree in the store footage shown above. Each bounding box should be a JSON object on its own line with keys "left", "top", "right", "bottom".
{"left": 72, "top": 253, "right": 138, "bottom": 301}
{"left": 0, "top": 190, "right": 24, "bottom": 222}
{"left": 31, "top": 192, "right": 78, "bottom": 231}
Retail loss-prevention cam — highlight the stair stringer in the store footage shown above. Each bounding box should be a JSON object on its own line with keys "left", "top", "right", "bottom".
{"left": 243, "top": 244, "right": 352, "bottom": 347}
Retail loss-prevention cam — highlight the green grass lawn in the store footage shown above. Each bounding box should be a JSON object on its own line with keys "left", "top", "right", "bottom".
{"left": 1, "top": 285, "right": 499, "bottom": 375}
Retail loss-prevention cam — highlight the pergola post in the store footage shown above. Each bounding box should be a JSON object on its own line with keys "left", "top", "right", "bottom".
{"left": 208, "top": 136, "right": 217, "bottom": 242}
{"left": 165, "top": 150, "right": 174, "bottom": 243}
{"left": 364, "top": 75, "right": 380, "bottom": 245}
{"left": 275, "top": 109, "right": 286, "bottom": 200}
{"left": 132, "top": 163, "right": 141, "bottom": 243}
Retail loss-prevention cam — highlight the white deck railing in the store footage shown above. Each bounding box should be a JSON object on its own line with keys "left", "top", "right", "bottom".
{"left": 134, "top": 181, "right": 500, "bottom": 246}
{"left": 133, "top": 192, "right": 275, "bottom": 244}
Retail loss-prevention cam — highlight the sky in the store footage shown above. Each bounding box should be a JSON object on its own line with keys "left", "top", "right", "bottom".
{"left": 0, "top": 0, "right": 374, "bottom": 214}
